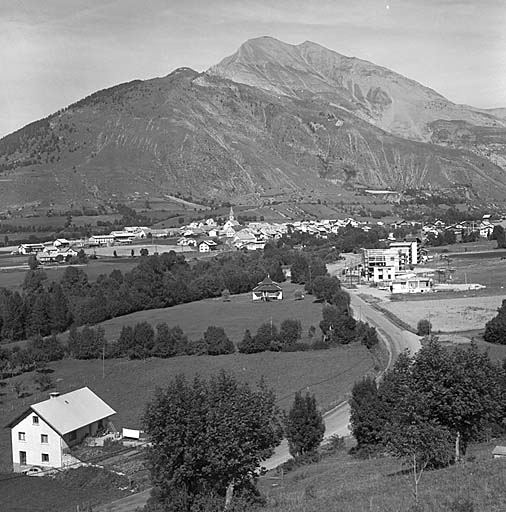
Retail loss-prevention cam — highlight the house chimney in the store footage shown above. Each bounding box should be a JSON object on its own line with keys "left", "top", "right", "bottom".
{"left": 49, "top": 392, "right": 60, "bottom": 399}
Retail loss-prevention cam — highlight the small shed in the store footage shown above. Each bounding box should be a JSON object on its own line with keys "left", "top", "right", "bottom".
{"left": 492, "top": 446, "right": 506, "bottom": 458}
{"left": 252, "top": 276, "right": 283, "bottom": 301}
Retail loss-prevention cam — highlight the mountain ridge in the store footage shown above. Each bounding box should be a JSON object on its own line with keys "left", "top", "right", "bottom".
{"left": 209, "top": 37, "right": 504, "bottom": 142}
{"left": 0, "top": 37, "right": 505, "bottom": 211}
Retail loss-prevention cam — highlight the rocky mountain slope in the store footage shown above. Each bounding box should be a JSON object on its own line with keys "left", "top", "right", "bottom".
{"left": 209, "top": 37, "right": 504, "bottom": 143}
{"left": 0, "top": 38, "right": 505, "bottom": 210}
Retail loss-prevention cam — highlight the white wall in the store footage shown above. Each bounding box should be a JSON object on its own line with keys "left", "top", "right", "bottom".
{"left": 11, "top": 412, "right": 62, "bottom": 471}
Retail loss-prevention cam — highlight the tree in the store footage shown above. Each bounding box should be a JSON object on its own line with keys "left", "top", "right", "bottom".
{"left": 492, "top": 225, "right": 506, "bottom": 248}
{"left": 27, "top": 254, "right": 39, "bottom": 270}
{"left": 310, "top": 276, "right": 341, "bottom": 302}
{"left": 484, "top": 299, "right": 506, "bottom": 344}
{"left": 285, "top": 392, "right": 325, "bottom": 458}
{"left": 253, "top": 322, "right": 278, "bottom": 352}
{"left": 28, "top": 334, "right": 64, "bottom": 362}
{"left": 354, "top": 321, "right": 379, "bottom": 348}
{"left": 143, "top": 372, "right": 283, "bottom": 510}
{"left": 290, "top": 254, "right": 309, "bottom": 284}
{"left": 152, "top": 323, "right": 177, "bottom": 358}
{"left": 411, "top": 340, "right": 502, "bottom": 461}
{"left": 416, "top": 318, "right": 432, "bottom": 336}
{"left": 237, "top": 329, "right": 255, "bottom": 354}
{"left": 385, "top": 419, "right": 453, "bottom": 506}
{"left": 278, "top": 319, "right": 302, "bottom": 347}
{"left": 48, "top": 283, "right": 72, "bottom": 333}
{"left": 349, "top": 376, "right": 385, "bottom": 448}
{"left": 204, "top": 326, "right": 235, "bottom": 355}
{"left": 320, "top": 304, "right": 356, "bottom": 345}
{"left": 140, "top": 248, "right": 149, "bottom": 257}
{"left": 130, "top": 321, "right": 155, "bottom": 359}
{"left": 268, "top": 261, "right": 285, "bottom": 283}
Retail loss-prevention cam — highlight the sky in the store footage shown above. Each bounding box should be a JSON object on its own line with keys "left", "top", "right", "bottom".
{"left": 1, "top": 0, "right": 505, "bottom": 138}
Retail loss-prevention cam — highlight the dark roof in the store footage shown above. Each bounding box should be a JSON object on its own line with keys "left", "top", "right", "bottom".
{"left": 253, "top": 276, "right": 282, "bottom": 293}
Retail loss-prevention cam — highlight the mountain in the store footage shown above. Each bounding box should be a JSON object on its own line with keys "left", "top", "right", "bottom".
{"left": 209, "top": 37, "right": 504, "bottom": 142}
{"left": 0, "top": 37, "right": 505, "bottom": 211}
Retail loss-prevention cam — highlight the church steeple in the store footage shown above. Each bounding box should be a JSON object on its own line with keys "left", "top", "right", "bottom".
{"left": 229, "top": 206, "right": 235, "bottom": 222}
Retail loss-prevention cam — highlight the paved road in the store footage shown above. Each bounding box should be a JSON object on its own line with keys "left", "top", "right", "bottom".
{"left": 349, "top": 289, "right": 421, "bottom": 360}
{"left": 97, "top": 286, "right": 421, "bottom": 511}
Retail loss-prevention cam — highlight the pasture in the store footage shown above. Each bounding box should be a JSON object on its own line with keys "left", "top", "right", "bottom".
{"left": 0, "top": 258, "right": 140, "bottom": 291}
{"left": 91, "top": 282, "right": 324, "bottom": 344}
{"left": 0, "top": 345, "right": 375, "bottom": 473}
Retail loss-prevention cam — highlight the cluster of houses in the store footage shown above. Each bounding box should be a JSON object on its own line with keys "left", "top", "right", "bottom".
{"left": 15, "top": 209, "right": 503, "bottom": 269}
{"left": 422, "top": 215, "right": 497, "bottom": 241}
{"left": 18, "top": 238, "right": 79, "bottom": 263}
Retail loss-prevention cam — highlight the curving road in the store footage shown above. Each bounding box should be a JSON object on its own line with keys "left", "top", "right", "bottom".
{"left": 98, "top": 286, "right": 421, "bottom": 510}
{"left": 262, "top": 287, "right": 421, "bottom": 471}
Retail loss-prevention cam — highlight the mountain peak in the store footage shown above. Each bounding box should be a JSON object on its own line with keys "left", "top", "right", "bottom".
{"left": 209, "top": 37, "right": 502, "bottom": 141}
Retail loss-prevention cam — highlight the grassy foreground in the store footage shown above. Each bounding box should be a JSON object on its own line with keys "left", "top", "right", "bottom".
{"left": 260, "top": 441, "right": 506, "bottom": 512}
{"left": 0, "top": 345, "right": 375, "bottom": 473}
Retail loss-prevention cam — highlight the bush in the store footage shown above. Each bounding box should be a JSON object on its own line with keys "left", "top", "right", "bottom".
{"left": 204, "top": 326, "right": 235, "bottom": 355}
{"left": 34, "top": 372, "right": 54, "bottom": 391}
{"left": 417, "top": 318, "right": 432, "bottom": 336}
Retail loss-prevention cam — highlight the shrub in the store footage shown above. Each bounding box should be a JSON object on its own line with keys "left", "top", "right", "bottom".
{"left": 417, "top": 318, "right": 432, "bottom": 336}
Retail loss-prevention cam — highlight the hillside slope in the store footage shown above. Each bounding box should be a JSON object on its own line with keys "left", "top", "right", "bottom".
{"left": 0, "top": 40, "right": 506, "bottom": 210}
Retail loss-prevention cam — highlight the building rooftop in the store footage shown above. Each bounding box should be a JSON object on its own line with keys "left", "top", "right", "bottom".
{"left": 7, "top": 387, "right": 116, "bottom": 436}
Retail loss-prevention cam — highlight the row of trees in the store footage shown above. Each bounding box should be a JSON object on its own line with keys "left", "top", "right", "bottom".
{"left": 0, "top": 250, "right": 286, "bottom": 343}
{"left": 143, "top": 371, "right": 325, "bottom": 512}
{"left": 350, "top": 339, "right": 505, "bottom": 501}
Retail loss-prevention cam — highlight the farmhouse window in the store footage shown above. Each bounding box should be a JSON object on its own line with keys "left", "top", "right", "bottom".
{"left": 32, "top": 415, "right": 39, "bottom": 425}
{"left": 41, "top": 434, "right": 48, "bottom": 444}
{"left": 18, "top": 432, "right": 26, "bottom": 441}
{"left": 41, "top": 453, "right": 49, "bottom": 462}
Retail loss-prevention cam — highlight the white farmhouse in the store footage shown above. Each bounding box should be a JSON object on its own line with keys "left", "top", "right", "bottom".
{"left": 7, "top": 387, "right": 116, "bottom": 472}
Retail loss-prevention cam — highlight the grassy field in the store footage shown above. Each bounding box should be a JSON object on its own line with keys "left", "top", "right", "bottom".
{"left": 91, "top": 282, "right": 324, "bottom": 344}
{"left": 0, "top": 258, "right": 140, "bottom": 291}
{"left": 259, "top": 440, "right": 506, "bottom": 511}
{"left": 0, "top": 469, "right": 130, "bottom": 512}
{"left": 0, "top": 345, "right": 375, "bottom": 473}
{"left": 383, "top": 294, "right": 503, "bottom": 333}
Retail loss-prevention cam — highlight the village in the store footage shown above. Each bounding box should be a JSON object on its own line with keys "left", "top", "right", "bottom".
{"left": 11, "top": 207, "right": 503, "bottom": 296}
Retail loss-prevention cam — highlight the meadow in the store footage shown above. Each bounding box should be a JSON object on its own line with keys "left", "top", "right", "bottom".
{"left": 259, "top": 440, "right": 506, "bottom": 512}
{"left": 0, "top": 257, "right": 139, "bottom": 292}
{"left": 89, "top": 282, "right": 325, "bottom": 344}
{"left": 0, "top": 345, "right": 375, "bottom": 473}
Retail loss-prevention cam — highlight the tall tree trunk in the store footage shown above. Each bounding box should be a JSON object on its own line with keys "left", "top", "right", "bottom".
{"left": 455, "top": 431, "right": 461, "bottom": 463}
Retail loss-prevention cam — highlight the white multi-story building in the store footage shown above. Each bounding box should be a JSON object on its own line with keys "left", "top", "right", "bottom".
{"left": 7, "top": 387, "right": 116, "bottom": 472}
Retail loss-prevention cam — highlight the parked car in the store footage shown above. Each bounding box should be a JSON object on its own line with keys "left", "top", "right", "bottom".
{"left": 23, "top": 466, "right": 44, "bottom": 476}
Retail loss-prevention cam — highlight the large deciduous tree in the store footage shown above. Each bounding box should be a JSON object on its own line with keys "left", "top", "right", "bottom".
{"left": 143, "top": 371, "right": 283, "bottom": 511}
